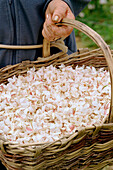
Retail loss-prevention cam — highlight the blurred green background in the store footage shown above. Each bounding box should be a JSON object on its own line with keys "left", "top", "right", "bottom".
{"left": 75, "top": 0, "right": 113, "bottom": 50}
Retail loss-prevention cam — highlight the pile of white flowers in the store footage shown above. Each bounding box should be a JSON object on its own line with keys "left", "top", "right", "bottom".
{"left": 0, "top": 65, "right": 111, "bottom": 144}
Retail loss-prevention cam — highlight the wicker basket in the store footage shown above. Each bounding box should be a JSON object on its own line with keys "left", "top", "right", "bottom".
{"left": 0, "top": 18, "right": 113, "bottom": 170}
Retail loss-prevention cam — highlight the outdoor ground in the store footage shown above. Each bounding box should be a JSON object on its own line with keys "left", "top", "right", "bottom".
{"left": 75, "top": 0, "right": 113, "bottom": 50}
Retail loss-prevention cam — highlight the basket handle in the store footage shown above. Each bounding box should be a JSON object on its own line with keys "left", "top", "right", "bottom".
{"left": 0, "top": 39, "right": 67, "bottom": 58}
{"left": 54, "top": 18, "right": 113, "bottom": 122}
{"left": 42, "top": 38, "right": 68, "bottom": 58}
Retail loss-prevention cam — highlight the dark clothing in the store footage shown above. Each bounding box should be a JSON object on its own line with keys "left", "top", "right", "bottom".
{"left": 0, "top": 0, "right": 46, "bottom": 68}
{"left": 0, "top": 0, "right": 90, "bottom": 68}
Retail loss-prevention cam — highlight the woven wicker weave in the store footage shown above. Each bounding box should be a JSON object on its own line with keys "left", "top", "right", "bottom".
{"left": 0, "top": 18, "right": 113, "bottom": 170}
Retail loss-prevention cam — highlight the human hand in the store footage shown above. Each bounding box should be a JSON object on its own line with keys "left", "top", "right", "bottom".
{"left": 42, "top": 0, "right": 75, "bottom": 41}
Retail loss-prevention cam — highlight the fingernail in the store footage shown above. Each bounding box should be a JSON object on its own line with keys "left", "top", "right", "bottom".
{"left": 46, "top": 14, "right": 49, "bottom": 19}
{"left": 53, "top": 15, "right": 59, "bottom": 22}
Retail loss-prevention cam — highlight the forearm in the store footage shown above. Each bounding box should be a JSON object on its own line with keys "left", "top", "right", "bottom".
{"left": 44, "top": 0, "right": 91, "bottom": 17}
{"left": 64, "top": 0, "right": 91, "bottom": 16}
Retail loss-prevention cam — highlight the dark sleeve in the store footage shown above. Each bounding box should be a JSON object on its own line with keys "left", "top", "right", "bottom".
{"left": 44, "top": 0, "right": 91, "bottom": 17}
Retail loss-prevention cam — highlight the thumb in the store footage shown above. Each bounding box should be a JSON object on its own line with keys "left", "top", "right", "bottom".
{"left": 52, "top": 7, "right": 66, "bottom": 23}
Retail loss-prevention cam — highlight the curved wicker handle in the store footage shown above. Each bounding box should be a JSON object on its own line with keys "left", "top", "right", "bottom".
{"left": 58, "top": 18, "right": 113, "bottom": 123}
{"left": 0, "top": 39, "right": 67, "bottom": 58}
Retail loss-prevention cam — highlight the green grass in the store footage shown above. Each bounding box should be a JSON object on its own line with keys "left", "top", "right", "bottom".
{"left": 75, "top": 1, "right": 113, "bottom": 49}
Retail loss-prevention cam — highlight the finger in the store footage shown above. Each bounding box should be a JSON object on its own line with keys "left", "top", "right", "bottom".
{"left": 42, "top": 22, "right": 54, "bottom": 41}
{"left": 42, "top": 14, "right": 54, "bottom": 41}
{"left": 66, "top": 8, "right": 75, "bottom": 20}
{"left": 43, "top": 14, "right": 61, "bottom": 41}
{"left": 43, "top": 16, "right": 73, "bottom": 41}
{"left": 50, "top": 24, "right": 73, "bottom": 38}
{"left": 42, "top": 21, "right": 61, "bottom": 41}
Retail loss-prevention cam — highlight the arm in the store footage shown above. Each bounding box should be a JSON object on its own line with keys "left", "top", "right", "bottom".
{"left": 44, "top": 0, "right": 91, "bottom": 17}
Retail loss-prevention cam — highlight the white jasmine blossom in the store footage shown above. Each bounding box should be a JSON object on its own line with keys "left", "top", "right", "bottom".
{"left": 0, "top": 65, "right": 111, "bottom": 144}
